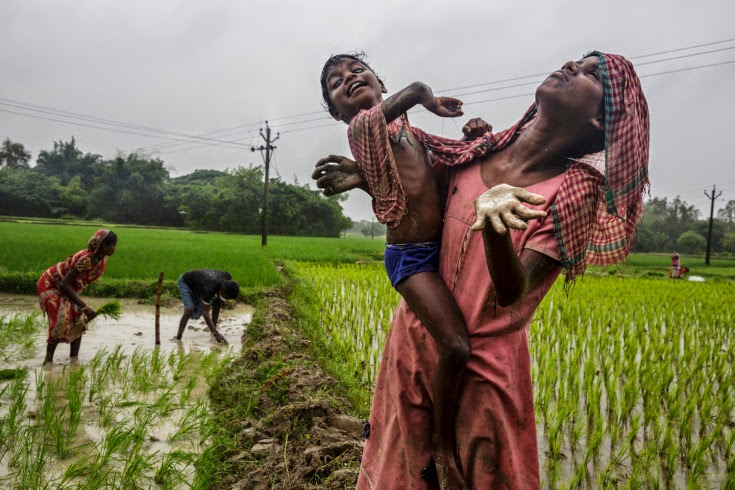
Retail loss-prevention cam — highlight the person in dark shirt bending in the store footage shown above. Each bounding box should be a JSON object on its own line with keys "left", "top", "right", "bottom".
{"left": 176, "top": 269, "right": 239, "bottom": 344}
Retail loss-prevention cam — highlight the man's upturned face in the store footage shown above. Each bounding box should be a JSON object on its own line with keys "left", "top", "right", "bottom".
{"left": 537, "top": 56, "right": 604, "bottom": 123}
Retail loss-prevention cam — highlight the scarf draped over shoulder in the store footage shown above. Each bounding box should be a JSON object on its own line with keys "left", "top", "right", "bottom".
{"left": 347, "top": 52, "right": 649, "bottom": 280}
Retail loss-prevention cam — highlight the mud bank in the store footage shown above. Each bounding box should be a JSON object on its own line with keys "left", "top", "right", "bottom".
{"left": 208, "top": 289, "right": 364, "bottom": 489}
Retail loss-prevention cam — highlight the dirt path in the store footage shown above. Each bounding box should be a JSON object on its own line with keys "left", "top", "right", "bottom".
{"left": 209, "top": 289, "right": 364, "bottom": 489}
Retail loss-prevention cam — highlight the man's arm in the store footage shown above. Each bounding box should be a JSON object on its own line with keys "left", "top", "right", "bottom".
{"left": 201, "top": 303, "right": 228, "bottom": 344}
{"left": 480, "top": 229, "right": 559, "bottom": 306}
{"left": 211, "top": 297, "right": 221, "bottom": 327}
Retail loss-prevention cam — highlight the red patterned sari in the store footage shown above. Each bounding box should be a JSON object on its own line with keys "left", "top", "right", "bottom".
{"left": 36, "top": 230, "right": 109, "bottom": 344}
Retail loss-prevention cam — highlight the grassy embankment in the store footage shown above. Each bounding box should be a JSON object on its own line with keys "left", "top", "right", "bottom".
{"left": 0, "top": 220, "right": 384, "bottom": 300}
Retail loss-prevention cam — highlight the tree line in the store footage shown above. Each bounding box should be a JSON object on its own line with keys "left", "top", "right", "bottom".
{"left": 634, "top": 196, "right": 735, "bottom": 255}
{"left": 0, "top": 138, "right": 351, "bottom": 237}
{"left": 2, "top": 137, "right": 734, "bottom": 251}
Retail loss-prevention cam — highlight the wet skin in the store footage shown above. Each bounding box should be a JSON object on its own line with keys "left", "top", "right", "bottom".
{"left": 315, "top": 56, "right": 607, "bottom": 487}
{"left": 326, "top": 60, "right": 471, "bottom": 488}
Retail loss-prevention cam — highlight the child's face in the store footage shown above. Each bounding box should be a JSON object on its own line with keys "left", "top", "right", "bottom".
{"left": 325, "top": 60, "right": 386, "bottom": 123}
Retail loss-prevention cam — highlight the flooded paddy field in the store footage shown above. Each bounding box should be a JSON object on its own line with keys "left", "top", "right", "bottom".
{"left": 0, "top": 294, "right": 254, "bottom": 489}
{"left": 293, "top": 264, "right": 735, "bottom": 488}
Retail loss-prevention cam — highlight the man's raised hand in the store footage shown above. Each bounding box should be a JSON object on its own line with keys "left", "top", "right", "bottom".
{"left": 471, "top": 184, "right": 547, "bottom": 235}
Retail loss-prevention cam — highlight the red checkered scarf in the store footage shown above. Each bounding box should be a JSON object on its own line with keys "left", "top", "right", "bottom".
{"left": 348, "top": 107, "right": 498, "bottom": 226}
{"left": 348, "top": 53, "right": 649, "bottom": 279}
{"left": 549, "top": 52, "right": 650, "bottom": 280}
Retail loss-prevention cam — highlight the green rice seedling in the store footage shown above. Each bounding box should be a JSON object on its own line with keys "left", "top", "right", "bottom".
{"left": 154, "top": 449, "right": 193, "bottom": 488}
{"left": 13, "top": 424, "right": 52, "bottom": 490}
{"left": 0, "top": 367, "right": 28, "bottom": 380}
{"left": 0, "top": 313, "right": 43, "bottom": 362}
{"left": 169, "top": 399, "right": 207, "bottom": 445}
{"left": 149, "top": 346, "right": 165, "bottom": 374}
{"left": 172, "top": 350, "right": 194, "bottom": 382}
{"left": 178, "top": 375, "right": 199, "bottom": 407}
{"left": 118, "top": 446, "right": 156, "bottom": 488}
{"left": 93, "top": 300, "right": 122, "bottom": 320}
{"left": 150, "top": 384, "right": 177, "bottom": 416}
{"left": 202, "top": 349, "right": 236, "bottom": 383}
{"left": 3, "top": 374, "right": 29, "bottom": 454}
{"left": 661, "top": 430, "right": 679, "bottom": 486}
{"left": 65, "top": 365, "right": 86, "bottom": 445}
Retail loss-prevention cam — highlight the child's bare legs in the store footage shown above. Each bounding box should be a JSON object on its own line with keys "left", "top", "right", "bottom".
{"left": 396, "top": 271, "right": 470, "bottom": 489}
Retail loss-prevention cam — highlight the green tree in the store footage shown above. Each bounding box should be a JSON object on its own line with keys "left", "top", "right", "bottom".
{"left": 268, "top": 179, "right": 351, "bottom": 237}
{"left": 0, "top": 139, "right": 31, "bottom": 169}
{"left": 0, "top": 168, "right": 63, "bottom": 217}
{"left": 637, "top": 196, "right": 703, "bottom": 252}
{"left": 676, "top": 230, "right": 706, "bottom": 254}
{"left": 722, "top": 232, "right": 735, "bottom": 254}
{"left": 170, "top": 166, "right": 262, "bottom": 232}
{"left": 36, "top": 138, "right": 102, "bottom": 186}
{"left": 717, "top": 200, "right": 735, "bottom": 224}
{"left": 59, "top": 176, "right": 89, "bottom": 217}
{"left": 90, "top": 153, "right": 179, "bottom": 225}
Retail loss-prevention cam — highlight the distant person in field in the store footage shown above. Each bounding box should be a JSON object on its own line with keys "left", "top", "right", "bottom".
{"left": 315, "top": 51, "right": 649, "bottom": 488}
{"left": 670, "top": 252, "right": 681, "bottom": 278}
{"left": 175, "top": 269, "right": 239, "bottom": 344}
{"left": 37, "top": 229, "right": 117, "bottom": 365}
{"left": 317, "top": 52, "right": 503, "bottom": 488}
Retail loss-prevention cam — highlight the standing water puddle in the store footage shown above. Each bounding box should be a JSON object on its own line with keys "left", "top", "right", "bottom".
{"left": 0, "top": 294, "right": 253, "bottom": 489}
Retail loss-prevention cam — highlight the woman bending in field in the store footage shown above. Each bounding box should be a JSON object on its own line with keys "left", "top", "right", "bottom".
{"left": 37, "top": 229, "right": 117, "bottom": 365}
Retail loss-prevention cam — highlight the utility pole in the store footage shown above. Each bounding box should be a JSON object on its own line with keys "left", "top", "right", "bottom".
{"left": 704, "top": 185, "right": 722, "bottom": 266}
{"left": 251, "top": 121, "right": 279, "bottom": 246}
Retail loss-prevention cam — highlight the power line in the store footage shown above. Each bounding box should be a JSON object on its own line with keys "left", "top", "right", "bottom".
{"left": 629, "top": 38, "right": 735, "bottom": 59}
{"left": 279, "top": 58, "right": 735, "bottom": 135}
{"left": 635, "top": 46, "right": 735, "bottom": 67}
{"left": 436, "top": 38, "right": 735, "bottom": 93}
{"left": 139, "top": 123, "right": 262, "bottom": 153}
{"left": 127, "top": 37, "right": 735, "bottom": 149}
{"left": 0, "top": 107, "right": 249, "bottom": 149}
{"left": 4, "top": 38, "right": 734, "bottom": 150}
{"left": 0, "top": 98, "right": 253, "bottom": 148}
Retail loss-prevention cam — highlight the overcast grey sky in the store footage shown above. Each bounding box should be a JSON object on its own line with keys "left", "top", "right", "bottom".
{"left": 2, "top": 0, "right": 734, "bottom": 221}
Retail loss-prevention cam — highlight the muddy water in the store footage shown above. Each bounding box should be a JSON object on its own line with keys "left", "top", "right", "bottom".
{"left": 0, "top": 293, "right": 254, "bottom": 488}
{"left": 0, "top": 293, "right": 254, "bottom": 365}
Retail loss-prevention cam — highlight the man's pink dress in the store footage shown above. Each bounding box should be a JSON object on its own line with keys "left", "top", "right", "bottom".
{"left": 357, "top": 164, "right": 564, "bottom": 489}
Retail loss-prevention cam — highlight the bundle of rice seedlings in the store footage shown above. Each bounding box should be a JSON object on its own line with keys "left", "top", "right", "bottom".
{"left": 0, "top": 368, "right": 28, "bottom": 381}
{"left": 94, "top": 300, "right": 122, "bottom": 321}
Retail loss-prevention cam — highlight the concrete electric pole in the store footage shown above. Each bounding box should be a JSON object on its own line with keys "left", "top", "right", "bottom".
{"left": 251, "top": 121, "right": 279, "bottom": 246}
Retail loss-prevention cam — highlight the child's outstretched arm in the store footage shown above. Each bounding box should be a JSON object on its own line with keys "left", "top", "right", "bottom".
{"left": 382, "top": 82, "right": 463, "bottom": 124}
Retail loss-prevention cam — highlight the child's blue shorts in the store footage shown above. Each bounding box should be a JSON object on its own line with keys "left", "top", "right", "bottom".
{"left": 384, "top": 241, "right": 441, "bottom": 289}
{"left": 177, "top": 274, "right": 203, "bottom": 319}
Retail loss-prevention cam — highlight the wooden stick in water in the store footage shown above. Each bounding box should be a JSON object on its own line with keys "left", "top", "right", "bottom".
{"left": 155, "top": 271, "right": 164, "bottom": 345}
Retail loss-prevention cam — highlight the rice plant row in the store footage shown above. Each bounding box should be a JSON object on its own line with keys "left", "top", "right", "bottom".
{"left": 295, "top": 263, "right": 735, "bottom": 488}
{"left": 292, "top": 262, "right": 398, "bottom": 392}
{"left": 0, "top": 341, "right": 235, "bottom": 488}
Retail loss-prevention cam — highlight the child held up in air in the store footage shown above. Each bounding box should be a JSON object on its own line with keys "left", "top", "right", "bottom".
{"left": 316, "top": 52, "right": 498, "bottom": 488}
